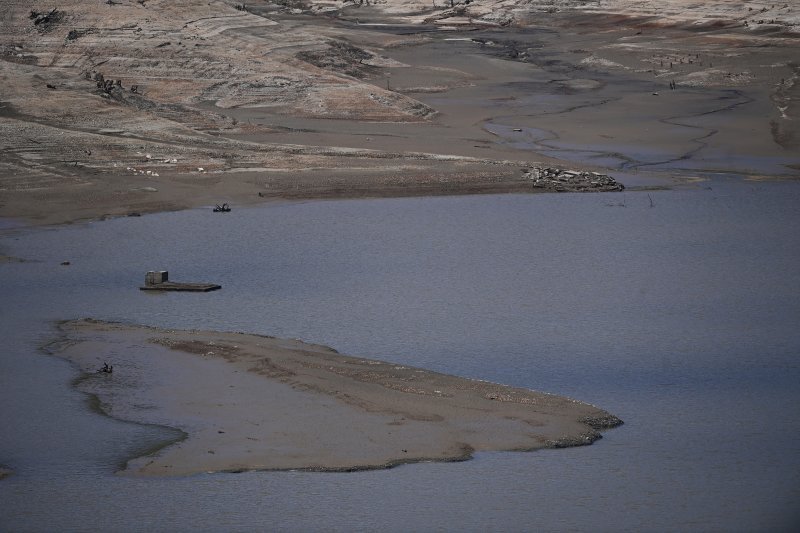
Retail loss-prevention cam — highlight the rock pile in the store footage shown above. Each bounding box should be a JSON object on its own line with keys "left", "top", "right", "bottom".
{"left": 30, "top": 9, "right": 62, "bottom": 28}
{"left": 523, "top": 167, "right": 624, "bottom": 192}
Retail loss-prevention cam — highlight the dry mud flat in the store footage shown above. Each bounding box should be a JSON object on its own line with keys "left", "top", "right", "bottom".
{"left": 1, "top": 0, "right": 797, "bottom": 225}
{"left": 50, "top": 320, "right": 622, "bottom": 476}
{"left": 0, "top": 0, "right": 534, "bottom": 226}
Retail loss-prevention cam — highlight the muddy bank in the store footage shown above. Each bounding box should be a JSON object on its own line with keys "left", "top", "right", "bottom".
{"left": 49, "top": 319, "right": 622, "bottom": 476}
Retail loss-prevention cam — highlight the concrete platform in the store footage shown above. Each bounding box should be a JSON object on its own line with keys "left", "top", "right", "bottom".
{"left": 140, "top": 282, "right": 221, "bottom": 292}
{"left": 140, "top": 271, "right": 220, "bottom": 292}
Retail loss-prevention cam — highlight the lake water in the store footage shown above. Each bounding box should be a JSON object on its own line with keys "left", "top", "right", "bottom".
{"left": 1, "top": 181, "right": 799, "bottom": 531}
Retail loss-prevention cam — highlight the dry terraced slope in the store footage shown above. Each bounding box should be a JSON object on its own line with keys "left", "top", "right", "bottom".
{"left": 1, "top": 0, "right": 797, "bottom": 222}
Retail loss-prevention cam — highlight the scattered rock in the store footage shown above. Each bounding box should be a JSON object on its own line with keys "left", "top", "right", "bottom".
{"left": 546, "top": 430, "right": 602, "bottom": 448}
{"left": 580, "top": 414, "right": 624, "bottom": 429}
{"left": 66, "top": 29, "right": 91, "bottom": 41}
{"left": 522, "top": 167, "right": 624, "bottom": 192}
{"left": 297, "top": 40, "right": 377, "bottom": 79}
{"left": 30, "top": 9, "right": 62, "bottom": 29}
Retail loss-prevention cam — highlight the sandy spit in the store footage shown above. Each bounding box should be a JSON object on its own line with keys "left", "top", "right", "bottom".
{"left": 49, "top": 319, "right": 622, "bottom": 477}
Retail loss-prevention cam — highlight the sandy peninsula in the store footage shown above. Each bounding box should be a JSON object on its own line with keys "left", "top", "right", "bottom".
{"left": 48, "top": 319, "right": 622, "bottom": 476}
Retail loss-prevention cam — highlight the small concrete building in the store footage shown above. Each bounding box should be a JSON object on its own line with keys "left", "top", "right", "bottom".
{"left": 141, "top": 270, "right": 220, "bottom": 292}
{"left": 145, "top": 271, "right": 169, "bottom": 286}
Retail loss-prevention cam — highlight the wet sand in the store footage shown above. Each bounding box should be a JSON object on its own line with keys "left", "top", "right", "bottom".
{"left": 49, "top": 319, "right": 622, "bottom": 476}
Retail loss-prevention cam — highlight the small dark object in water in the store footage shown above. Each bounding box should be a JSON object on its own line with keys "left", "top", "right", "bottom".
{"left": 98, "top": 362, "right": 113, "bottom": 374}
{"left": 213, "top": 203, "right": 231, "bottom": 212}
{"left": 60, "top": 261, "right": 70, "bottom": 266}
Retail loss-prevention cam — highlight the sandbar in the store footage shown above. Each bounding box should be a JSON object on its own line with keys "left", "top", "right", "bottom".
{"left": 49, "top": 319, "right": 622, "bottom": 477}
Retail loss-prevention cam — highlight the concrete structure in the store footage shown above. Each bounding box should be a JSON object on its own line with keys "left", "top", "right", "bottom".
{"left": 145, "top": 271, "right": 169, "bottom": 285}
{"left": 141, "top": 271, "right": 221, "bottom": 292}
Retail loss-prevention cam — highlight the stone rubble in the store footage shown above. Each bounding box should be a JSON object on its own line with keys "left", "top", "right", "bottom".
{"left": 523, "top": 167, "right": 624, "bottom": 192}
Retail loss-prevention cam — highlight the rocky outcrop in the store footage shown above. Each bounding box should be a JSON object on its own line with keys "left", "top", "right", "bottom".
{"left": 545, "top": 430, "right": 602, "bottom": 448}
{"left": 581, "top": 414, "right": 625, "bottom": 430}
{"left": 523, "top": 167, "right": 624, "bottom": 192}
{"left": 545, "top": 414, "right": 624, "bottom": 448}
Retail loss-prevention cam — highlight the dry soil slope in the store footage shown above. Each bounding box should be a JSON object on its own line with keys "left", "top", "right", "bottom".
{"left": 0, "top": 0, "right": 507, "bottom": 223}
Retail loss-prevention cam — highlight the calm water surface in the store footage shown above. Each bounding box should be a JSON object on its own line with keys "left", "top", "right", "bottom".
{"left": 1, "top": 181, "right": 799, "bottom": 531}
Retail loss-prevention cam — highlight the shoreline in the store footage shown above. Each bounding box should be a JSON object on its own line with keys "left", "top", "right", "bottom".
{"left": 0, "top": 165, "right": 637, "bottom": 230}
{"left": 49, "top": 319, "right": 622, "bottom": 477}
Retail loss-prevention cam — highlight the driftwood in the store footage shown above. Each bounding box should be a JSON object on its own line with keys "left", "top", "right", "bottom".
{"left": 66, "top": 28, "right": 92, "bottom": 41}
